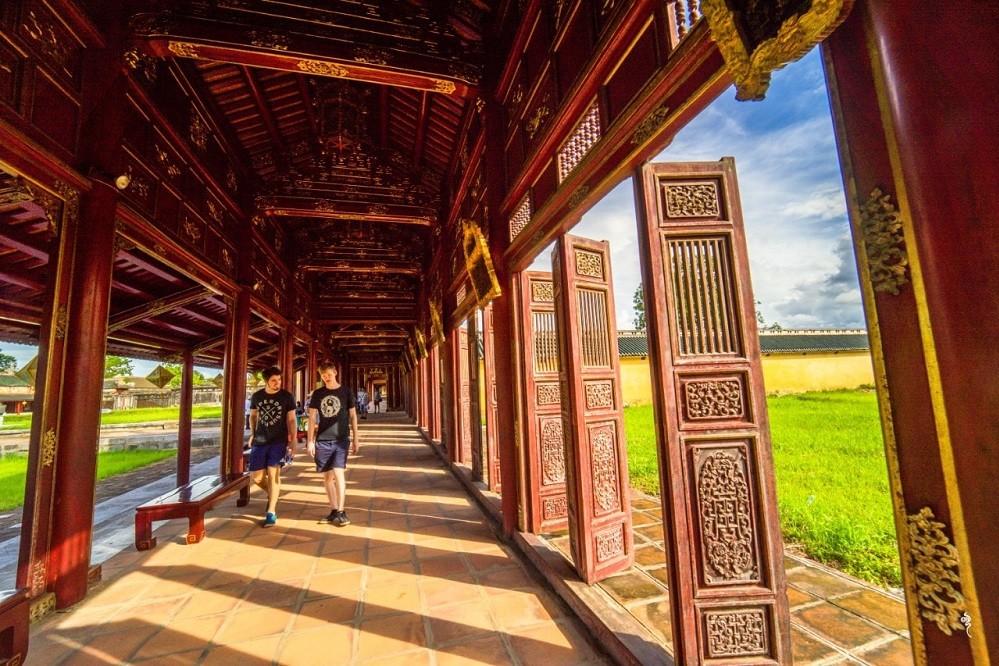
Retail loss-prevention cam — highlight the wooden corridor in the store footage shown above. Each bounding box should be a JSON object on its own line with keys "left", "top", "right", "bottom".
{"left": 24, "top": 413, "right": 609, "bottom": 666}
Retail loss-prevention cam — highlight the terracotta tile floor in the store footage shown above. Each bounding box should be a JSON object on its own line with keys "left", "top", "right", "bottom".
{"left": 546, "top": 500, "right": 913, "bottom": 665}
{"left": 26, "top": 412, "right": 914, "bottom": 665}
{"left": 26, "top": 414, "right": 610, "bottom": 666}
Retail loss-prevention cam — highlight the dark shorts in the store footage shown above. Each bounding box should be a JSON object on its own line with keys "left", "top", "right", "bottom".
{"left": 249, "top": 442, "right": 286, "bottom": 471}
{"left": 315, "top": 439, "right": 349, "bottom": 472}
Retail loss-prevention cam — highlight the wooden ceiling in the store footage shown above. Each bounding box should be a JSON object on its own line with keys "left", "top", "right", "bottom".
{"left": 0, "top": 1, "right": 498, "bottom": 370}
{"left": 128, "top": 0, "right": 496, "bottom": 361}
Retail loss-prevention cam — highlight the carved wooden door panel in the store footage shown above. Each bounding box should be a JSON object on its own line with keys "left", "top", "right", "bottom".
{"left": 482, "top": 304, "right": 501, "bottom": 492}
{"left": 458, "top": 326, "right": 472, "bottom": 463}
{"left": 519, "top": 271, "right": 568, "bottom": 533}
{"left": 467, "top": 315, "right": 484, "bottom": 481}
{"left": 633, "top": 159, "right": 791, "bottom": 664}
{"left": 552, "top": 236, "right": 633, "bottom": 583}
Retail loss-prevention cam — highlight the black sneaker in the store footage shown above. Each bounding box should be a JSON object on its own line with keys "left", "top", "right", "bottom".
{"left": 319, "top": 510, "right": 337, "bottom": 524}
{"left": 336, "top": 510, "right": 350, "bottom": 527}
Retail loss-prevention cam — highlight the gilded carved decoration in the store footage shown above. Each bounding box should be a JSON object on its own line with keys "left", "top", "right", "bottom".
{"left": 595, "top": 526, "right": 625, "bottom": 562}
{"left": 123, "top": 48, "right": 157, "bottom": 84}
{"left": 540, "top": 418, "right": 566, "bottom": 484}
{"left": 584, "top": 381, "right": 614, "bottom": 410}
{"left": 566, "top": 184, "right": 591, "bottom": 210}
{"left": 113, "top": 234, "right": 136, "bottom": 256}
{"left": 701, "top": 0, "right": 855, "bottom": 100}
{"left": 433, "top": 79, "right": 457, "bottom": 95}
{"left": 248, "top": 29, "right": 289, "bottom": 51}
{"left": 859, "top": 188, "right": 910, "bottom": 296}
{"left": 41, "top": 428, "right": 56, "bottom": 466}
{"left": 698, "top": 449, "right": 758, "bottom": 583}
{"left": 189, "top": 109, "right": 209, "bottom": 151}
{"left": 54, "top": 305, "right": 67, "bottom": 340}
{"left": 168, "top": 42, "right": 201, "bottom": 58}
{"left": 154, "top": 144, "right": 182, "bottom": 178}
{"left": 53, "top": 181, "right": 79, "bottom": 226}
{"left": 906, "top": 506, "right": 967, "bottom": 635}
{"left": 29, "top": 592, "right": 56, "bottom": 623}
{"left": 182, "top": 217, "right": 202, "bottom": 244}
{"left": 22, "top": 9, "right": 74, "bottom": 71}
{"left": 704, "top": 608, "right": 769, "bottom": 658}
{"left": 591, "top": 426, "right": 620, "bottom": 512}
{"left": 0, "top": 171, "right": 35, "bottom": 207}
{"left": 354, "top": 46, "right": 390, "bottom": 65}
{"left": 297, "top": 59, "right": 348, "bottom": 77}
{"left": 664, "top": 182, "right": 719, "bottom": 218}
{"left": 525, "top": 98, "right": 551, "bottom": 140}
{"left": 684, "top": 378, "right": 744, "bottom": 420}
{"left": 574, "top": 249, "right": 604, "bottom": 279}
{"left": 631, "top": 104, "right": 671, "bottom": 146}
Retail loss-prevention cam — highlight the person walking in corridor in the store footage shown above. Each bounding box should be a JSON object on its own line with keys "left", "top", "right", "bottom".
{"left": 247, "top": 366, "right": 297, "bottom": 527}
{"left": 307, "top": 361, "right": 359, "bottom": 526}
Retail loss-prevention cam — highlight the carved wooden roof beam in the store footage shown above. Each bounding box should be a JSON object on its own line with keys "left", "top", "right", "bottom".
{"left": 131, "top": 4, "right": 481, "bottom": 99}
{"left": 108, "top": 286, "right": 209, "bottom": 333}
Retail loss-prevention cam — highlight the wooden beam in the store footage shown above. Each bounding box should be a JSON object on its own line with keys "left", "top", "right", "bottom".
{"left": 243, "top": 66, "right": 288, "bottom": 162}
{"left": 0, "top": 223, "right": 49, "bottom": 261}
{"left": 133, "top": 8, "right": 479, "bottom": 98}
{"left": 413, "top": 92, "right": 430, "bottom": 170}
{"left": 192, "top": 321, "right": 270, "bottom": 354}
{"left": 108, "top": 286, "right": 208, "bottom": 332}
{"left": 380, "top": 87, "right": 390, "bottom": 150}
{"left": 298, "top": 260, "right": 420, "bottom": 275}
{"left": 0, "top": 269, "right": 44, "bottom": 293}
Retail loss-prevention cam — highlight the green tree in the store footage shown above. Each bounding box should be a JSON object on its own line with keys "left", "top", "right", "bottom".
{"left": 104, "top": 355, "right": 135, "bottom": 378}
{"left": 632, "top": 285, "right": 646, "bottom": 331}
{"left": 0, "top": 351, "right": 16, "bottom": 372}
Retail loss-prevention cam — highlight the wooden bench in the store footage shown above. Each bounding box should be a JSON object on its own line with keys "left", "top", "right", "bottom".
{"left": 0, "top": 588, "right": 29, "bottom": 666}
{"left": 135, "top": 474, "right": 252, "bottom": 550}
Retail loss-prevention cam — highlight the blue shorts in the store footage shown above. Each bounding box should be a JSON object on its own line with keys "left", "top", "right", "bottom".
{"left": 249, "top": 442, "right": 286, "bottom": 471}
{"left": 315, "top": 439, "right": 349, "bottom": 472}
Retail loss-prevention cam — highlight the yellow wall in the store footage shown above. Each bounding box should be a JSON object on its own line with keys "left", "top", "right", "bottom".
{"left": 618, "top": 351, "right": 874, "bottom": 404}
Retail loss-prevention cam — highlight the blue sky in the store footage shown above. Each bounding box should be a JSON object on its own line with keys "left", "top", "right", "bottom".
{"left": 545, "top": 47, "right": 866, "bottom": 332}
{"left": 2, "top": 49, "right": 864, "bottom": 375}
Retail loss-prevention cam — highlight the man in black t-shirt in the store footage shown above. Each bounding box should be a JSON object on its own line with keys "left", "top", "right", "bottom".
{"left": 248, "top": 366, "right": 297, "bottom": 527}
{"left": 307, "top": 361, "right": 359, "bottom": 526}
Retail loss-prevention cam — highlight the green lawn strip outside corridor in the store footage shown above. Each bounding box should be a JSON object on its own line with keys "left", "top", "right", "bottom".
{"left": 0, "top": 449, "right": 176, "bottom": 511}
{"left": 624, "top": 389, "right": 901, "bottom": 588}
{"left": 0, "top": 391, "right": 899, "bottom": 588}
{"left": 0, "top": 405, "right": 223, "bottom": 430}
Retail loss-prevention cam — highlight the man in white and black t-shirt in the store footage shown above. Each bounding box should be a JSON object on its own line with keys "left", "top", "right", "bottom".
{"left": 248, "top": 366, "right": 297, "bottom": 527}
{"left": 307, "top": 361, "right": 359, "bottom": 526}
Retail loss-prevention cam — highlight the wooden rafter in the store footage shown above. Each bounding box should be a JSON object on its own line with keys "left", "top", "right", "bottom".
{"left": 413, "top": 92, "right": 429, "bottom": 170}
{"left": 108, "top": 286, "right": 209, "bottom": 333}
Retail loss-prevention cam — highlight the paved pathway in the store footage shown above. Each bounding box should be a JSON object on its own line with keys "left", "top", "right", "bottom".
{"left": 25, "top": 414, "right": 610, "bottom": 665}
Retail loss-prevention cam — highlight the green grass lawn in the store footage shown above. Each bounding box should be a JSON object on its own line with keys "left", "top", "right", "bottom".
{"left": 1, "top": 405, "right": 223, "bottom": 431}
{"left": 624, "top": 389, "right": 901, "bottom": 588}
{"left": 0, "top": 449, "right": 177, "bottom": 511}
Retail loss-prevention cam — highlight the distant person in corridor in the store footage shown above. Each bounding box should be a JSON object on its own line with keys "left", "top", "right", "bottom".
{"left": 308, "top": 361, "right": 359, "bottom": 526}
{"left": 247, "top": 366, "right": 297, "bottom": 528}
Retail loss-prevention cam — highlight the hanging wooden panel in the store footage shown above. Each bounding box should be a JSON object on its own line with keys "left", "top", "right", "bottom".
{"left": 519, "top": 271, "right": 568, "bottom": 534}
{"left": 633, "top": 159, "right": 791, "bottom": 664}
{"left": 552, "top": 236, "right": 633, "bottom": 583}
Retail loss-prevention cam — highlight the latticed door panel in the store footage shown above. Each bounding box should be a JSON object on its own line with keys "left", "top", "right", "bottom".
{"left": 482, "top": 304, "right": 501, "bottom": 492}
{"left": 552, "top": 236, "right": 633, "bottom": 583}
{"left": 633, "top": 159, "right": 791, "bottom": 664}
{"left": 458, "top": 327, "right": 472, "bottom": 463}
{"left": 519, "top": 271, "right": 568, "bottom": 533}
{"left": 467, "top": 315, "right": 485, "bottom": 481}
